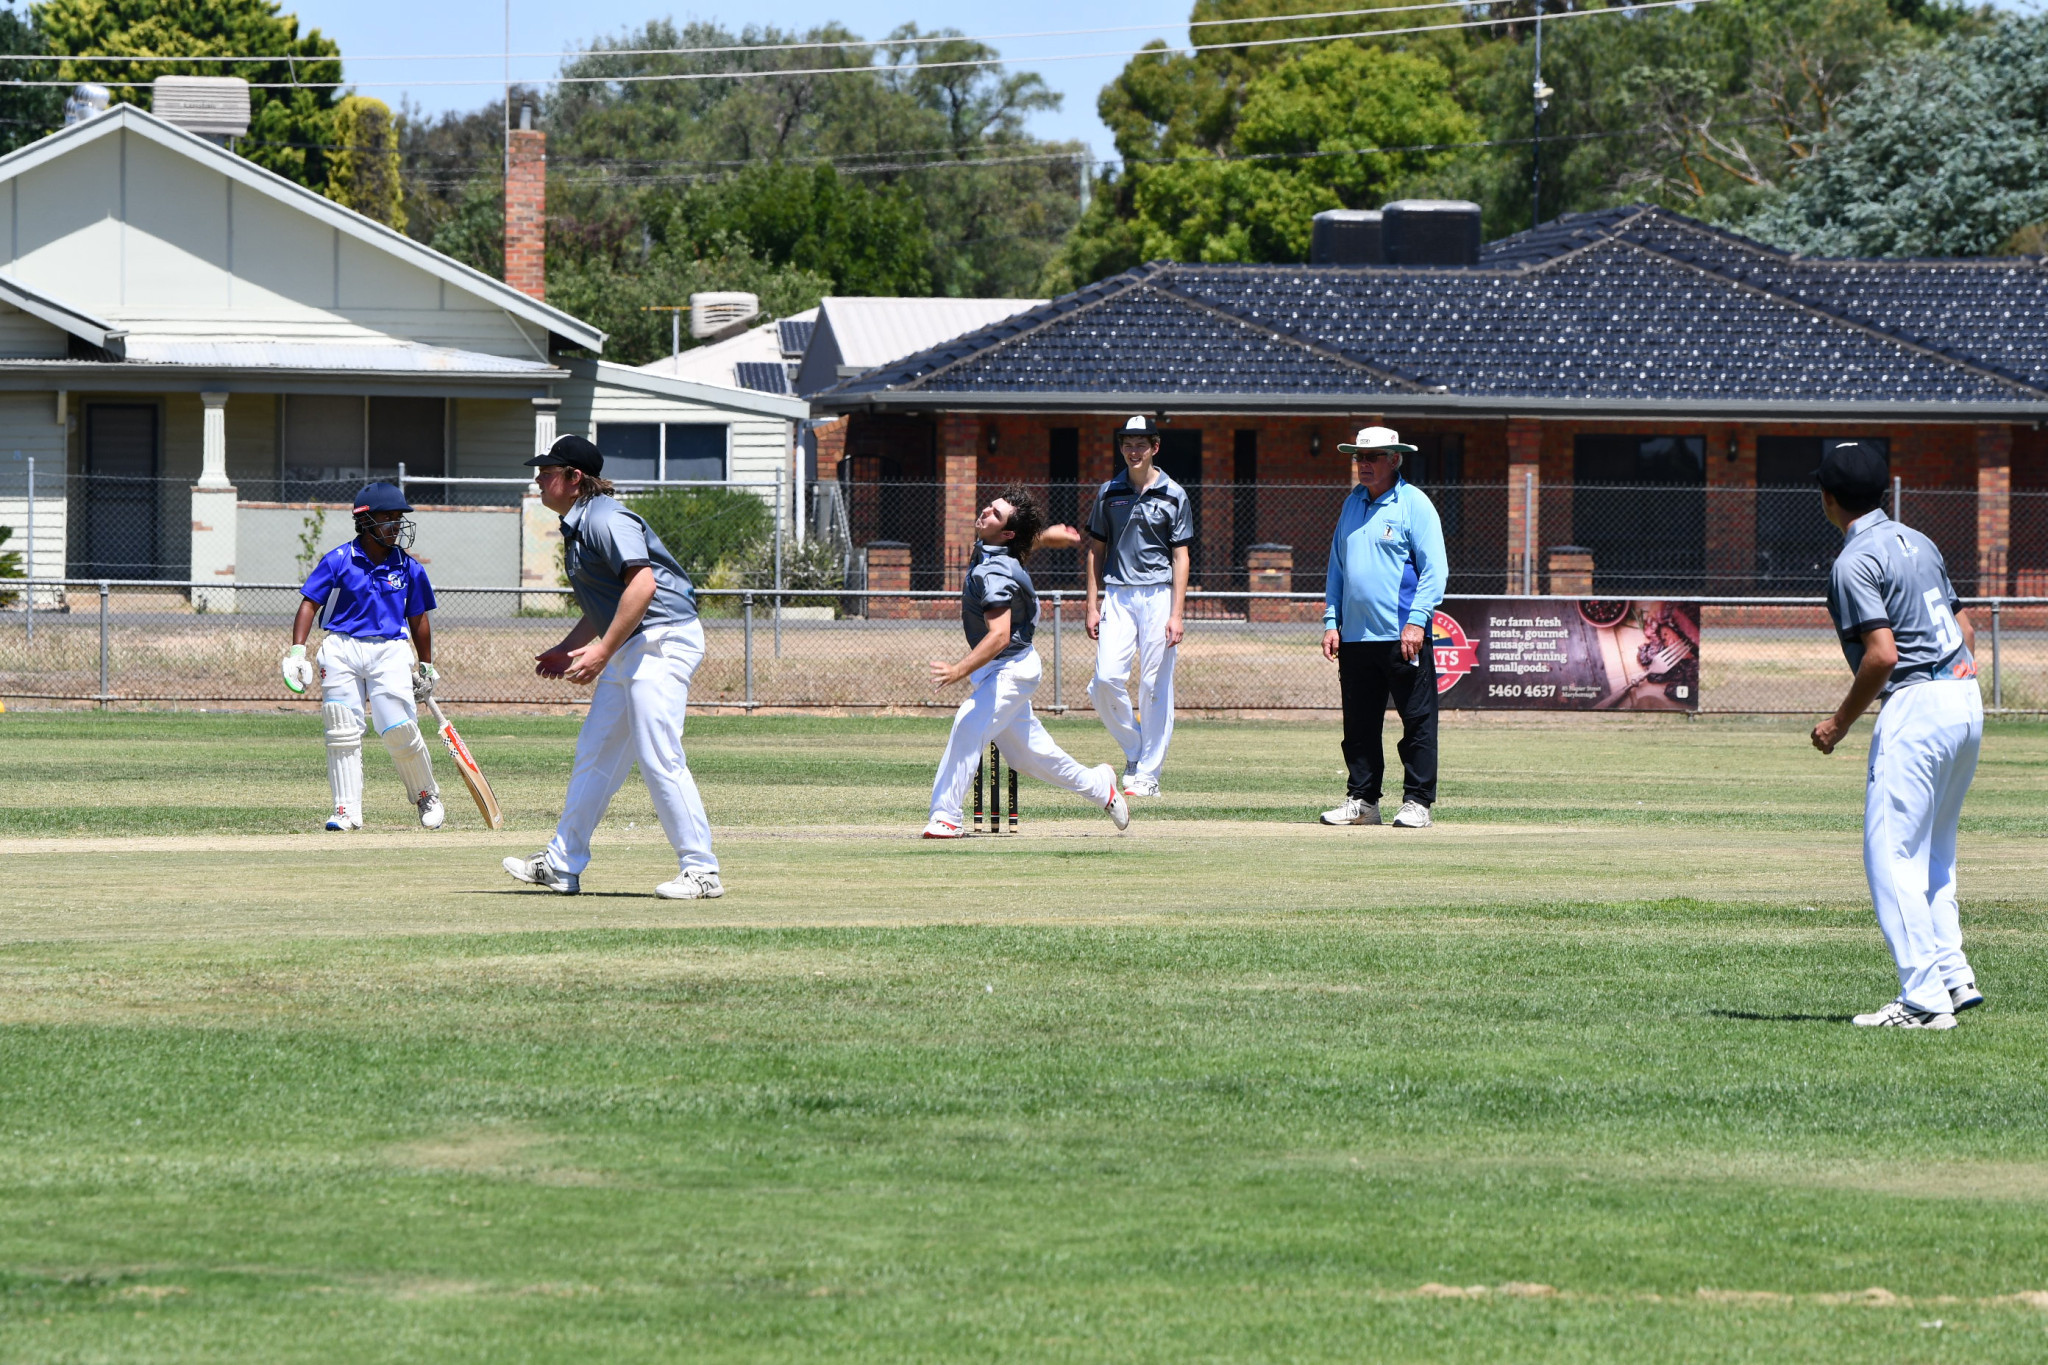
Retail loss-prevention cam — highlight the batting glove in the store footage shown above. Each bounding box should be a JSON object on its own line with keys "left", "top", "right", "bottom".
{"left": 412, "top": 661, "right": 439, "bottom": 704}
{"left": 281, "top": 643, "right": 315, "bottom": 694}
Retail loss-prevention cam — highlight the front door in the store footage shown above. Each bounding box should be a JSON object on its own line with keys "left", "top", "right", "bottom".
{"left": 83, "top": 404, "right": 160, "bottom": 579}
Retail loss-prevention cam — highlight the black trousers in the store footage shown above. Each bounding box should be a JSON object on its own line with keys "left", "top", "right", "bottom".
{"left": 1338, "top": 640, "right": 1439, "bottom": 806}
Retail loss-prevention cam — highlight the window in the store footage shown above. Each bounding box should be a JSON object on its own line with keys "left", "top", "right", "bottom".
{"left": 1571, "top": 434, "right": 1707, "bottom": 594}
{"left": 1755, "top": 435, "right": 1889, "bottom": 591}
{"left": 284, "top": 396, "right": 445, "bottom": 487}
{"left": 595, "top": 423, "right": 728, "bottom": 482}
{"left": 1407, "top": 432, "right": 1464, "bottom": 537}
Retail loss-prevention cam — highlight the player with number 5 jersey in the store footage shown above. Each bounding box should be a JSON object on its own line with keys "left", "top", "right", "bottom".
{"left": 1809, "top": 440, "right": 1984, "bottom": 1030}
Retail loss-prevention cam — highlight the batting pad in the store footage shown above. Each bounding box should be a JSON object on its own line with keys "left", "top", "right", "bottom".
{"left": 323, "top": 702, "right": 365, "bottom": 821}
{"left": 381, "top": 719, "right": 439, "bottom": 801}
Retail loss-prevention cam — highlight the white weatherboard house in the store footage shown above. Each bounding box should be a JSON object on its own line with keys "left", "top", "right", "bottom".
{"left": 0, "top": 102, "right": 806, "bottom": 610}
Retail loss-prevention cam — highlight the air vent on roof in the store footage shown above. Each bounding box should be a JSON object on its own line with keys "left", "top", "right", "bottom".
{"left": 151, "top": 77, "right": 251, "bottom": 142}
{"left": 690, "top": 291, "right": 759, "bottom": 338}
{"left": 1311, "top": 209, "right": 1384, "bottom": 266}
{"left": 63, "top": 84, "right": 110, "bottom": 127}
{"left": 1383, "top": 200, "right": 1482, "bottom": 266}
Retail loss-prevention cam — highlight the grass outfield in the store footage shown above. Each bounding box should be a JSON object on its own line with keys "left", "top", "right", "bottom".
{"left": 0, "top": 713, "right": 2045, "bottom": 1361}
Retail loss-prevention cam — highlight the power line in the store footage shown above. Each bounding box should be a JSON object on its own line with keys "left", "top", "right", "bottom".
{"left": 0, "top": 1, "right": 1718, "bottom": 91}
{"left": 0, "top": 3, "right": 1489, "bottom": 66}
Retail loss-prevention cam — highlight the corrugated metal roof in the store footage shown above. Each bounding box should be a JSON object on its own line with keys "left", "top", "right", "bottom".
{"left": 816, "top": 297, "right": 1044, "bottom": 369}
{"left": 111, "top": 340, "right": 558, "bottom": 373}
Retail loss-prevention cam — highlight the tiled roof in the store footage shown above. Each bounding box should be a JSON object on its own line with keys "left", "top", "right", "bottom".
{"left": 820, "top": 207, "right": 2048, "bottom": 410}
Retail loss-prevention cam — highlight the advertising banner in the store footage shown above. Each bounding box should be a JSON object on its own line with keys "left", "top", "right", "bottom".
{"left": 1432, "top": 599, "right": 1700, "bottom": 711}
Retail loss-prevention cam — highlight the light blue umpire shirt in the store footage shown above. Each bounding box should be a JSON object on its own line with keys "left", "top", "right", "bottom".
{"left": 560, "top": 493, "right": 699, "bottom": 636}
{"left": 1322, "top": 477, "right": 1448, "bottom": 642}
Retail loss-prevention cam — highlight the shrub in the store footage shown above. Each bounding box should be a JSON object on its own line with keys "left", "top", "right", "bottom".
{"left": 625, "top": 487, "right": 772, "bottom": 581}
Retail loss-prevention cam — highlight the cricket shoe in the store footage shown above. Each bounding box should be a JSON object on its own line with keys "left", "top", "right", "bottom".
{"left": 1319, "top": 797, "right": 1380, "bottom": 826}
{"left": 416, "top": 792, "right": 445, "bottom": 830}
{"left": 655, "top": 870, "right": 724, "bottom": 900}
{"left": 1124, "top": 775, "right": 1161, "bottom": 798}
{"left": 325, "top": 806, "right": 362, "bottom": 832}
{"left": 922, "top": 817, "right": 964, "bottom": 839}
{"left": 1097, "top": 766, "right": 1131, "bottom": 831}
{"left": 1391, "top": 800, "right": 1434, "bottom": 829}
{"left": 1951, "top": 981, "right": 1985, "bottom": 1013}
{"left": 1852, "top": 999, "right": 1956, "bottom": 1030}
{"left": 501, "top": 852, "right": 580, "bottom": 895}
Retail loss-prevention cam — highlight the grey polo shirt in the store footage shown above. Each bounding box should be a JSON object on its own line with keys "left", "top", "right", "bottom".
{"left": 961, "top": 543, "right": 1036, "bottom": 663}
{"left": 1086, "top": 467, "right": 1194, "bottom": 587}
{"left": 560, "top": 493, "right": 699, "bottom": 636}
{"left": 1826, "top": 507, "right": 1975, "bottom": 694}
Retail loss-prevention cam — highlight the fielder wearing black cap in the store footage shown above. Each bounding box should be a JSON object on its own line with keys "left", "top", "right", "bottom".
{"left": 528, "top": 433, "right": 604, "bottom": 475}
{"left": 1815, "top": 439, "right": 1890, "bottom": 513}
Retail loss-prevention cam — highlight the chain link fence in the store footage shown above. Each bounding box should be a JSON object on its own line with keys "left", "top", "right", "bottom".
{"left": 4, "top": 581, "right": 2044, "bottom": 716}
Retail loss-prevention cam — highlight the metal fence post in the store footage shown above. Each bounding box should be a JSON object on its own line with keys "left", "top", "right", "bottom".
{"left": 743, "top": 591, "right": 755, "bottom": 711}
{"left": 97, "top": 579, "right": 110, "bottom": 709}
{"left": 23, "top": 455, "right": 32, "bottom": 645}
{"left": 397, "top": 460, "right": 406, "bottom": 501}
{"left": 1990, "top": 598, "right": 2002, "bottom": 711}
{"left": 773, "top": 478, "right": 783, "bottom": 659}
{"left": 1051, "top": 592, "right": 1063, "bottom": 711}
{"left": 1892, "top": 475, "right": 1903, "bottom": 525}
{"left": 1522, "top": 469, "right": 1535, "bottom": 593}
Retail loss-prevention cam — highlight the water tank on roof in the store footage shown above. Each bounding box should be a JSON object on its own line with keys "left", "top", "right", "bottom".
{"left": 1310, "top": 209, "right": 1384, "bottom": 266}
{"left": 1382, "top": 199, "right": 1482, "bottom": 266}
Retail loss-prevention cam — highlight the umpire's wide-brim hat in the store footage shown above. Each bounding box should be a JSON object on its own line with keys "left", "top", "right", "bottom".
{"left": 1337, "top": 425, "right": 1417, "bottom": 455}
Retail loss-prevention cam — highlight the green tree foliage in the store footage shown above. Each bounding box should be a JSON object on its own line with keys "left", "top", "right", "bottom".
{"left": 546, "top": 232, "right": 831, "bottom": 366}
{"left": 399, "top": 20, "right": 1084, "bottom": 350}
{"left": 326, "top": 94, "right": 403, "bottom": 230}
{"left": 1049, "top": 39, "right": 1474, "bottom": 282}
{"left": 0, "top": 4, "right": 63, "bottom": 152}
{"left": 624, "top": 486, "right": 772, "bottom": 582}
{"left": 35, "top": 0, "right": 343, "bottom": 189}
{"left": 1742, "top": 15, "right": 2048, "bottom": 256}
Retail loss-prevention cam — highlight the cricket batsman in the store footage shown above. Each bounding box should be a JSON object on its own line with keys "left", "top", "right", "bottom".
{"left": 1085, "top": 415, "right": 1193, "bottom": 797}
{"left": 924, "top": 487, "right": 1130, "bottom": 839}
{"left": 501, "top": 435, "right": 722, "bottom": 899}
{"left": 1809, "top": 440, "right": 1984, "bottom": 1029}
{"left": 280, "top": 481, "right": 444, "bottom": 831}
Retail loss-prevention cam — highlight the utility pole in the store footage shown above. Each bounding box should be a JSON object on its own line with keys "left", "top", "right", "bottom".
{"left": 1531, "top": 3, "right": 1553, "bottom": 228}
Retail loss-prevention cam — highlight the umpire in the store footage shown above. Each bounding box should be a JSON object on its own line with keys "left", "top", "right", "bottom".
{"left": 1318, "top": 426, "right": 1448, "bottom": 829}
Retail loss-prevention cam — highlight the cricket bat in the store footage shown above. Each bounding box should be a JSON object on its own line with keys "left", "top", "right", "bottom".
{"left": 425, "top": 696, "right": 503, "bottom": 829}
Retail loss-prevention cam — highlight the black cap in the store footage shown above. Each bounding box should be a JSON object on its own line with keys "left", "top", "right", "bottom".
{"left": 527, "top": 433, "right": 603, "bottom": 475}
{"left": 352, "top": 481, "right": 412, "bottom": 514}
{"left": 1815, "top": 439, "right": 1889, "bottom": 506}
{"left": 1116, "top": 414, "right": 1162, "bottom": 439}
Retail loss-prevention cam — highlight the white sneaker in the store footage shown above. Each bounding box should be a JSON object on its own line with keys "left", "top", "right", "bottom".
{"left": 325, "top": 806, "right": 361, "bottom": 832}
{"left": 1098, "top": 766, "right": 1131, "bottom": 830}
{"left": 1391, "top": 800, "right": 1433, "bottom": 829}
{"left": 922, "top": 816, "right": 963, "bottom": 839}
{"left": 501, "top": 852, "right": 580, "bottom": 895}
{"left": 416, "top": 792, "right": 445, "bottom": 830}
{"left": 1124, "top": 776, "right": 1160, "bottom": 797}
{"left": 1319, "top": 797, "right": 1379, "bottom": 826}
{"left": 655, "top": 870, "right": 724, "bottom": 900}
{"left": 1951, "top": 981, "right": 1985, "bottom": 1013}
{"left": 1852, "top": 999, "right": 1956, "bottom": 1030}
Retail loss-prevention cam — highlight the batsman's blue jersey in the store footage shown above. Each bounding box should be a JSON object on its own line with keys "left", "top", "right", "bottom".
{"left": 961, "top": 543, "right": 1036, "bottom": 662}
{"left": 1827, "top": 508, "right": 1976, "bottom": 695}
{"left": 300, "top": 542, "right": 436, "bottom": 641}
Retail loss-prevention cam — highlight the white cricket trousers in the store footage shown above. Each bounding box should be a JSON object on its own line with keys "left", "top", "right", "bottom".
{"left": 931, "top": 650, "right": 1115, "bottom": 825}
{"left": 1089, "top": 583, "right": 1177, "bottom": 781}
{"left": 318, "top": 634, "right": 436, "bottom": 822}
{"left": 547, "top": 620, "right": 717, "bottom": 876}
{"left": 1864, "top": 677, "right": 1981, "bottom": 1014}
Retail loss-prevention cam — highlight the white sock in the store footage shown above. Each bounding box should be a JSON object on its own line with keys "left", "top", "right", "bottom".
{"left": 382, "top": 719, "right": 439, "bottom": 803}
{"left": 322, "top": 702, "right": 365, "bottom": 822}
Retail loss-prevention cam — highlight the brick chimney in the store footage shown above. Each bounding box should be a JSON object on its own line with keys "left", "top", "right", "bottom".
{"left": 505, "top": 103, "right": 545, "bottom": 299}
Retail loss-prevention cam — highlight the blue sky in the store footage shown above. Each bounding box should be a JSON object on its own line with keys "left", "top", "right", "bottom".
{"left": 291, "top": 0, "right": 1195, "bottom": 155}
